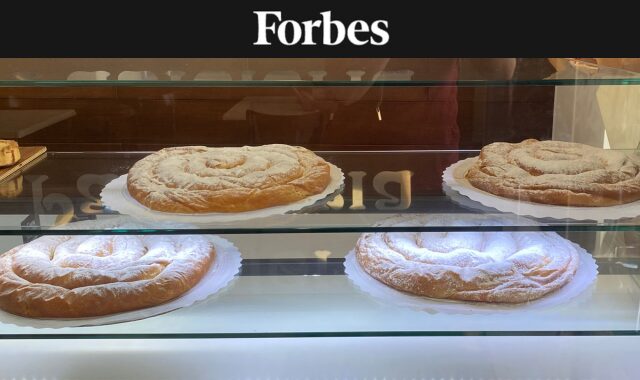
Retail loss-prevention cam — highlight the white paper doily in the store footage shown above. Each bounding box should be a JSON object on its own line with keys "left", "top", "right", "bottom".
{"left": 344, "top": 245, "right": 598, "bottom": 315}
{"left": 100, "top": 163, "right": 344, "bottom": 223}
{"left": 0, "top": 233, "right": 242, "bottom": 329}
{"left": 443, "top": 157, "right": 640, "bottom": 221}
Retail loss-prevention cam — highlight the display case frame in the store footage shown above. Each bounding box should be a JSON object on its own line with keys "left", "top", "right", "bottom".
{"left": 0, "top": 57, "right": 639, "bottom": 379}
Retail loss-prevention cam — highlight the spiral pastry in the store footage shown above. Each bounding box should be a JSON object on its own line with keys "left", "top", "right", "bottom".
{"left": 127, "top": 144, "right": 332, "bottom": 213}
{"left": 356, "top": 215, "right": 580, "bottom": 303}
{"left": 465, "top": 139, "right": 640, "bottom": 206}
{"left": 0, "top": 234, "right": 215, "bottom": 318}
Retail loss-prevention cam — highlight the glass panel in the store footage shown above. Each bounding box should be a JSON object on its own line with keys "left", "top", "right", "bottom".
{"left": 0, "top": 57, "right": 639, "bottom": 343}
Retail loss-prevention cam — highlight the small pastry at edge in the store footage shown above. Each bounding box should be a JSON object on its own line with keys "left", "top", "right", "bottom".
{"left": 0, "top": 140, "right": 20, "bottom": 167}
{"left": 0, "top": 175, "right": 23, "bottom": 198}
{"left": 465, "top": 139, "right": 640, "bottom": 207}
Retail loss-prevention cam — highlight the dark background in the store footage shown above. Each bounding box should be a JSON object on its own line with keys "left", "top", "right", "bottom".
{"left": 1, "top": 59, "right": 556, "bottom": 151}
{"left": 1, "top": 2, "right": 634, "bottom": 57}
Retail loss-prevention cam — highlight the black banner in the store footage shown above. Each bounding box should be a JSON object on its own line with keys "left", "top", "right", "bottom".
{"left": 2, "top": 2, "right": 635, "bottom": 57}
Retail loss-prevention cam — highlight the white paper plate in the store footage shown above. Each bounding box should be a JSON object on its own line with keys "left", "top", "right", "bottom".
{"left": 0, "top": 220, "right": 242, "bottom": 328}
{"left": 344, "top": 244, "right": 598, "bottom": 315}
{"left": 443, "top": 157, "right": 640, "bottom": 221}
{"left": 100, "top": 163, "right": 344, "bottom": 223}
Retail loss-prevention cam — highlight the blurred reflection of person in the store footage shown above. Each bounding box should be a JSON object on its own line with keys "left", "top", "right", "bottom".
{"left": 292, "top": 58, "right": 516, "bottom": 195}
{"left": 294, "top": 58, "right": 516, "bottom": 150}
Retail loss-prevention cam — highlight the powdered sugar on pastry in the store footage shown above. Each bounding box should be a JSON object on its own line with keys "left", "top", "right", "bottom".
{"left": 127, "top": 144, "right": 331, "bottom": 213}
{"left": 356, "top": 215, "right": 580, "bottom": 303}
{"left": 0, "top": 234, "right": 215, "bottom": 318}
{"left": 465, "top": 139, "right": 640, "bottom": 206}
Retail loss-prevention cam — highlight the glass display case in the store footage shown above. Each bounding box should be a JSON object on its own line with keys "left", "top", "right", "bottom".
{"left": 0, "top": 58, "right": 639, "bottom": 379}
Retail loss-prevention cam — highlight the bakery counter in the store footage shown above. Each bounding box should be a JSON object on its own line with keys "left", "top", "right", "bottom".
{"left": 0, "top": 232, "right": 638, "bottom": 338}
{"left": 0, "top": 144, "right": 639, "bottom": 341}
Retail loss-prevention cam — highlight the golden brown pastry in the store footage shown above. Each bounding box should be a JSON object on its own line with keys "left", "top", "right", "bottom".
{"left": 465, "top": 139, "right": 640, "bottom": 206}
{"left": 0, "top": 175, "right": 23, "bottom": 198}
{"left": 127, "top": 144, "right": 332, "bottom": 213}
{"left": 356, "top": 215, "right": 580, "bottom": 303}
{"left": 0, "top": 234, "right": 215, "bottom": 318}
{"left": 0, "top": 140, "right": 20, "bottom": 167}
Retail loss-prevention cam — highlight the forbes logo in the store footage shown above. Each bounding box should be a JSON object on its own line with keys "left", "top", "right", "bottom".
{"left": 254, "top": 11, "right": 389, "bottom": 46}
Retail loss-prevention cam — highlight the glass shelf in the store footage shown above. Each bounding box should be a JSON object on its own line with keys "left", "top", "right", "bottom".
{"left": 5, "top": 217, "right": 640, "bottom": 235}
{"left": 0, "top": 232, "right": 638, "bottom": 339}
{"left": 2, "top": 150, "right": 640, "bottom": 234}
{"left": 1, "top": 58, "right": 639, "bottom": 87}
{"left": 2, "top": 78, "right": 640, "bottom": 88}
